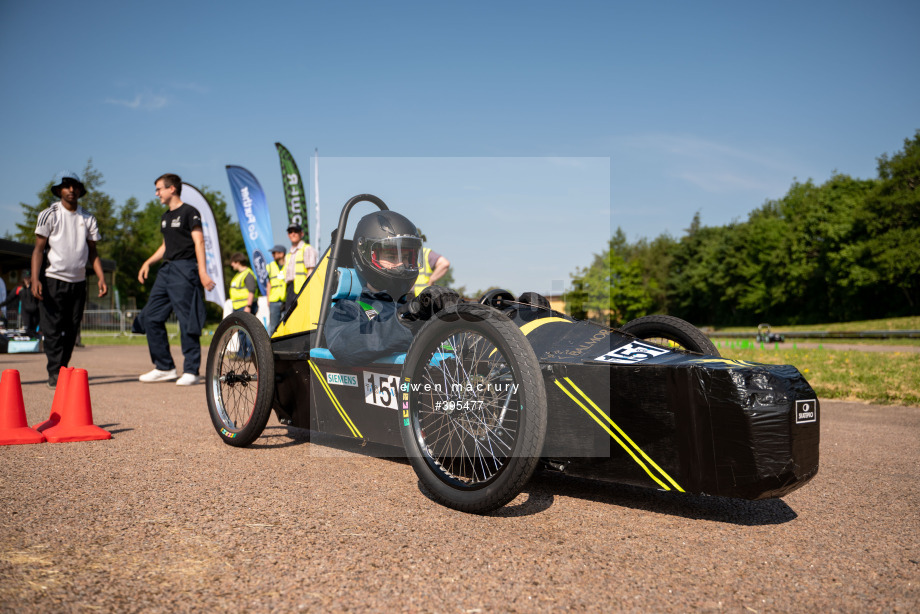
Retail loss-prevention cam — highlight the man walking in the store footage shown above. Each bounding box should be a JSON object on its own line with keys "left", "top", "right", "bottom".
{"left": 137, "top": 173, "right": 216, "bottom": 386}
{"left": 32, "top": 171, "right": 108, "bottom": 387}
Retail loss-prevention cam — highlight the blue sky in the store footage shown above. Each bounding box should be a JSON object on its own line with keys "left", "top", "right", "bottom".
{"left": 1, "top": 1, "right": 917, "bottom": 295}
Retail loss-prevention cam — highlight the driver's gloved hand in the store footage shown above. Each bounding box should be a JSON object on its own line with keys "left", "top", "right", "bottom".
{"left": 403, "top": 286, "right": 461, "bottom": 320}
{"left": 423, "top": 286, "right": 461, "bottom": 314}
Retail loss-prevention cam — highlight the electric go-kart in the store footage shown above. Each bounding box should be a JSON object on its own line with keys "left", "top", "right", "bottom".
{"left": 205, "top": 195, "right": 819, "bottom": 514}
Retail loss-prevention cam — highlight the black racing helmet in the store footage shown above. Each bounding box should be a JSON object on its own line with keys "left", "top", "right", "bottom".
{"left": 352, "top": 211, "right": 422, "bottom": 299}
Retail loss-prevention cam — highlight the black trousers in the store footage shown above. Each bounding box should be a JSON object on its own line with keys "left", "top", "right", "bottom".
{"left": 140, "top": 260, "right": 205, "bottom": 374}
{"left": 22, "top": 309, "right": 40, "bottom": 337}
{"left": 39, "top": 277, "right": 87, "bottom": 378}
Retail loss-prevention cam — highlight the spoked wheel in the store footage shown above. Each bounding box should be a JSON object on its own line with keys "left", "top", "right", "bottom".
{"left": 400, "top": 303, "right": 547, "bottom": 514}
{"left": 620, "top": 314, "right": 720, "bottom": 356}
{"left": 206, "top": 312, "right": 275, "bottom": 447}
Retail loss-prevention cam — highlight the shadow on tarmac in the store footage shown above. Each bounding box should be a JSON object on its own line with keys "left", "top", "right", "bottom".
{"left": 242, "top": 426, "right": 798, "bottom": 525}
{"left": 526, "top": 471, "right": 798, "bottom": 526}
{"left": 97, "top": 423, "right": 135, "bottom": 435}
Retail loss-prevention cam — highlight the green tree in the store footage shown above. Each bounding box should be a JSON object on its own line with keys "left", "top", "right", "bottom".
{"left": 623, "top": 232, "right": 677, "bottom": 314}
{"left": 856, "top": 130, "right": 920, "bottom": 313}
{"left": 565, "top": 232, "right": 654, "bottom": 325}
{"left": 125, "top": 186, "right": 243, "bottom": 317}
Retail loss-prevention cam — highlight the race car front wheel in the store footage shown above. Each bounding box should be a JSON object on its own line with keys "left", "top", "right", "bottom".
{"left": 206, "top": 312, "right": 275, "bottom": 447}
{"left": 400, "top": 303, "right": 547, "bottom": 514}
{"left": 620, "top": 314, "right": 720, "bottom": 356}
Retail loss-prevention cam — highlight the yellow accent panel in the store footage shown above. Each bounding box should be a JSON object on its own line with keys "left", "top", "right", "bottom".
{"left": 488, "top": 316, "right": 573, "bottom": 359}
{"left": 272, "top": 250, "right": 330, "bottom": 338}
{"left": 308, "top": 360, "right": 363, "bottom": 438}
{"left": 563, "top": 377, "right": 684, "bottom": 492}
{"left": 554, "top": 380, "right": 668, "bottom": 491}
{"left": 554, "top": 377, "right": 684, "bottom": 493}
{"left": 519, "top": 317, "right": 572, "bottom": 337}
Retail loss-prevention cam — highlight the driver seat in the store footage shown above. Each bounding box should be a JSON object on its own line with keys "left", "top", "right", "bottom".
{"left": 308, "top": 267, "right": 409, "bottom": 364}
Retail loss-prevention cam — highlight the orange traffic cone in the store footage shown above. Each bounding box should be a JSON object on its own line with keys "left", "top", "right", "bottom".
{"left": 0, "top": 369, "right": 46, "bottom": 445}
{"left": 37, "top": 368, "right": 111, "bottom": 443}
{"left": 33, "top": 367, "right": 74, "bottom": 433}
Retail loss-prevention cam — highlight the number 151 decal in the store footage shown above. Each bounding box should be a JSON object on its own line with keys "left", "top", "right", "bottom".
{"left": 594, "top": 341, "right": 670, "bottom": 364}
{"left": 364, "top": 371, "right": 400, "bottom": 410}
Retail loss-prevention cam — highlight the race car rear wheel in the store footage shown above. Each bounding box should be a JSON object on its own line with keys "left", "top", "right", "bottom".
{"left": 620, "top": 314, "right": 720, "bottom": 356}
{"left": 206, "top": 312, "right": 275, "bottom": 447}
{"left": 400, "top": 303, "right": 547, "bottom": 514}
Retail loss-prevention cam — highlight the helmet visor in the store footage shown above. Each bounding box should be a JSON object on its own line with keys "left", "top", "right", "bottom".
{"left": 364, "top": 235, "right": 422, "bottom": 273}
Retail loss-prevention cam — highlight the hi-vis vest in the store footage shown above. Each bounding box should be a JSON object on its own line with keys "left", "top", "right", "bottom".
{"left": 229, "top": 267, "right": 258, "bottom": 309}
{"left": 267, "top": 260, "right": 287, "bottom": 303}
{"left": 291, "top": 244, "right": 313, "bottom": 294}
{"left": 412, "top": 247, "right": 434, "bottom": 297}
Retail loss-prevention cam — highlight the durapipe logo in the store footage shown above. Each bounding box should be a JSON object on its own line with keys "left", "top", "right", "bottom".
{"left": 795, "top": 399, "right": 818, "bottom": 424}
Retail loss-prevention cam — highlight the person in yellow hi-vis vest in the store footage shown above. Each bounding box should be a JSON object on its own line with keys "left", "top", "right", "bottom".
{"left": 283, "top": 223, "right": 318, "bottom": 311}
{"left": 266, "top": 244, "right": 287, "bottom": 334}
{"left": 229, "top": 252, "right": 259, "bottom": 316}
{"left": 411, "top": 245, "right": 451, "bottom": 298}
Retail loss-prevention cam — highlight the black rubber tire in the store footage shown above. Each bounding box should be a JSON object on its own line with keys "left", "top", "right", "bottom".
{"left": 400, "top": 303, "right": 547, "bottom": 514}
{"left": 620, "top": 314, "right": 720, "bottom": 356}
{"left": 478, "top": 289, "right": 515, "bottom": 309}
{"left": 206, "top": 312, "right": 275, "bottom": 447}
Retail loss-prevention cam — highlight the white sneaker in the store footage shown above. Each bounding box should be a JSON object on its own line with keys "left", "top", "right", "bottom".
{"left": 175, "top": 373, "right": 200, "bottom": 386}
{"left": 139, "top": 368, "right": 178, "bottom": 383}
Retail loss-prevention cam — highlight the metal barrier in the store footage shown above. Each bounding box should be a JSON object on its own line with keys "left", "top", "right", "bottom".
{"left": 2, "top": 312, "right": 23, "bottom": 330}
{"left": 80, "top": 310, "right": 179, "bottom": 337}
{"left": 80, "top": 310, "right": 125, "bottom": 336}
{"left": 2, "top": 309, "right": 179, "bottom": 338}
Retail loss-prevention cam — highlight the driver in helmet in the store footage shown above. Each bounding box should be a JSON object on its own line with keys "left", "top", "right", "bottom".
{"left": 324, "top": 211, "right": 424, "bottom": 366}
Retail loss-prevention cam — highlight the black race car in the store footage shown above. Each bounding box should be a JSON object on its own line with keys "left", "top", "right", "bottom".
{"left": 205, "top": 195, "right": 819, "bottom": 514}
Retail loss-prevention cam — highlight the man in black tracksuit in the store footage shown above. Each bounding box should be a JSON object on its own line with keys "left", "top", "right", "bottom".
{"left": 136, "top": 173, "right": 216, "bottom": 387}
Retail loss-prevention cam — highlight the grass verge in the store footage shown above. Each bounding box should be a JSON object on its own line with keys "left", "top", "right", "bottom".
{"left": 719, "top": 344, "right": 920, "bottom": 407}
{"left": 714, "top": 315, "right": 920, "bottom": 334}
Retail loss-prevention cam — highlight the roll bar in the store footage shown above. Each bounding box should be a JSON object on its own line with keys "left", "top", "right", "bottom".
{"left": 313, "top": 194, "right": 389, "bottom": 348}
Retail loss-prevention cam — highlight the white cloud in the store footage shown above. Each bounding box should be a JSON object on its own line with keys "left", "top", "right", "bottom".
{"left": 623, "top": 134, "right": 795, "bottom": 171}
{"left": 676, "top": 170, "right": 774, "bottom": 193}
{"left": 104, "top": 93, "right": 169, "bottom": 111}
{"left": 616, "top": 133, "right": 798, "bottom": 195}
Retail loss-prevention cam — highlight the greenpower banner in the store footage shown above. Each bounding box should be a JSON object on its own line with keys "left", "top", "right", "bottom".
{"left": 275, "top": 142, "right": 308, "bottom": 242}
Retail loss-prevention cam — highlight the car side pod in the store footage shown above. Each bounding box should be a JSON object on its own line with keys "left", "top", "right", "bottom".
{"left": 0, "top": 369, "right": 46, "bottom": 445}
{"left": 34, "top": 368, "right": 111, "bottom": 443}
{"left": 674, "top": 360, "right": 820, "bottom": 499}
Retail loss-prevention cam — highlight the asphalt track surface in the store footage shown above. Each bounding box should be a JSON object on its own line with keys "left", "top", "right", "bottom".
{"left": 1, "top": 345, "right": 918, "bottom": 613}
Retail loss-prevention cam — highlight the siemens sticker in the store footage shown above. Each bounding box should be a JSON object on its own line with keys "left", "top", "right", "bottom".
{"left": 327, "top": 372, "right": 358, "bottom": 387}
